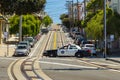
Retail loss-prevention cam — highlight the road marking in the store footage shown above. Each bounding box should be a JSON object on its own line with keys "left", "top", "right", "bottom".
{"left": 77, "top": 59, "right": 120, "bottom": 73}
{"left": 90, "top": 62, "right": 119, "bottom": 66}
{"left": 109, "top": 69, "right": 120, "bottom": 73}
{"left": 53, "top": 32, "right": 57, "bottom": 49}
{"left": 0, "top": 57, "right": 18, "bottom": 60}
{"left": 39, "top": 61, "right": 97, "bottom": 69}
{"left": 42, "top": 57, "right": 74, "bottom": 61}
{"left": 29, "top": 35, "right": 45, "bottom": 57}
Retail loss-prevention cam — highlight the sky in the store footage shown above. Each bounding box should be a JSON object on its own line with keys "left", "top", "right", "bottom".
{"left": 45, "top": 0, "right": 83, "bottom": 24}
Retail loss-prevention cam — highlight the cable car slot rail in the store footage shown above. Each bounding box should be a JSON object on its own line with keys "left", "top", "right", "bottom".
{"left": 9, "top": 32, "right": 53, "bottom": 80}
{"left": 78, "top": 58, "right": 120, "bottom": 72}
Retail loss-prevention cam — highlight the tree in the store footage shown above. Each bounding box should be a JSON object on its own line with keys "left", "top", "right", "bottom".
{"left": 107, "top": 11, "right": 120, "bottom": 37}
{"left": 82, "top": 0, "right": 104, "bottom": 28}
{"left": 0, "top": 0, "right": 46, "bottom": 15}
{"left": 87, "top": 0, "right": 103, "bottom": 13}
{"left": 85, "top": 10, "right": 103, "bottom": 40}
{"left": 42, "top": 15, "right": 53, "bottom": 27}
{"left": 60, "top": 14, "right": 70, "bottom": 28}
{"left": 9, "top": 14, "right": 41, "bottom": 36}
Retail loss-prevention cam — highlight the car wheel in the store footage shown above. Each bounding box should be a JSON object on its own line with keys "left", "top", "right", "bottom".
{"left": 49, "top": 53, "right": 54, "bottom": 57}
{"left": 93, "top": 54, "right": 97, "bottom": 57}
{"left": 25, "top": 53, "right": 29, "bottom": 56}
{"left": 75, "top": 53, "right": 83, "bottom": 58}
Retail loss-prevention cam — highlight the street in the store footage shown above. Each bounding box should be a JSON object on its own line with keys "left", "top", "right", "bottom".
{"left": 40, "top": 57, "right": 120, "bottom": 80}
{"left": 0, "top": 24, "right": 120, "bottom": 80}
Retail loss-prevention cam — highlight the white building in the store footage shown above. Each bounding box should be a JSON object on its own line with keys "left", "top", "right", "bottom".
{"left": 108, "top": 0, "right": 120, "bottom": 14}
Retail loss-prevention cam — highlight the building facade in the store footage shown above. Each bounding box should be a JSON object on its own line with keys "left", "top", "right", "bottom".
{"left": 108, "top": 0, "right": 120, "bottom": 14}
{"left": 0, "top": 14, "right": 8, "bottom": 44}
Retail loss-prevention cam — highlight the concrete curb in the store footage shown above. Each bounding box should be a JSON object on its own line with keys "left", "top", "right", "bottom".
{"left": 106, "top": 58, "right": 120, "bottom": 63}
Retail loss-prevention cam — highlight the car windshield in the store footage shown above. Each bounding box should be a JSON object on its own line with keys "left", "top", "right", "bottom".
{"left": 75, "top": 32, "right": 81, "bottom": 35}
{"left": 86, "top": 45, "right": 94, "bottom": 47}
{"left": 17, "top": 46, "right": 27, "bottom": 49}
{"left": 25, "top": 38, "right": 33, "bottom": 42}
{"left": 19, "top": 43, "right": 27, "bottom": 45}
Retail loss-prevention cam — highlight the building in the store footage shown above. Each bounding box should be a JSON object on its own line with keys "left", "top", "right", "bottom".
{"left": 108, "top": 0, "right": 120, "bottom": 14}
{"left": 0, "top": 13, "right": 9, "bottom": 44}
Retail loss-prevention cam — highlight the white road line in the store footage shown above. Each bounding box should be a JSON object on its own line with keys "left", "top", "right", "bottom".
{"left": 39, "top": 61, "right": 97, "bottom": 69}
{"left": 29, "top": 35, "right": 45, "bottom": 57}
{"left": 90, "top": 62, "right": 119, "bottom": 66}
{"left": 42, "top": 57, "right": 74, "bottom": 61}
{"left": 77, "top": 60, "right": 120, "bottom": 73}
{"left": 109, "top": 69, "right": 120, "bottom": 73}
{"left": 0, "top": 57, "right": 18, "bottom": 60}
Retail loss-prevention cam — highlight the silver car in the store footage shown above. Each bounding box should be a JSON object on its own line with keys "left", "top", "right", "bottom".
{"left": 14, "top": 44, "right": 30, "bottom": 56}
{"left": 18, "top": 41, "right": 31, "bottom": 52}
{"left": 24, "top": 37, "right": 35, "bottom": 47}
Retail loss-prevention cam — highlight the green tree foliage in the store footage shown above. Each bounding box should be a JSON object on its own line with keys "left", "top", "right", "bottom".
{"left": 87, "top": 0, "right": 103, "bottom": 13}
{"left": 9, "top": 14, "right": 41, "bottom": 36}
{"left": 60, "top": 14, "right": 70, "bottom": 28}
{"left": 82, "top": 0, "right": 104, "bottom": 28}
{"left": 62, "top": 18, "right": 70, "bottom": 28}
{"left": 42, "top": 15, "right": 53, "bottom": 27}
{"left": 85, "top": 4, "right": 120, "bottom": 40}
{"left": 85, "top": 10, "right": 103, "bottom": 40}
{"left": 107, "top": 11, "right": 120, "bottom": 37}
{"left": 0, "top": 0, "right": 46, "bottom": 15}
{"left": 60, "top": 14, "right": 68, "bottom": 20}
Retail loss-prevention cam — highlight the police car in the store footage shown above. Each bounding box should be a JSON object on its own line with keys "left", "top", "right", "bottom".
{"left": 43, "top": 44, "right": 90, "bottom": 58}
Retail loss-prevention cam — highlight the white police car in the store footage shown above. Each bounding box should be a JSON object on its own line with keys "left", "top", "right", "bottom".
{"left": 43, "top": 44, "right": 90, "bottom": 57}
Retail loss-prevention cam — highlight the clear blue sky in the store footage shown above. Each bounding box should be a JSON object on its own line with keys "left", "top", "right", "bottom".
{"left": 45, "top": 0, "right": 83, "bottom": 24}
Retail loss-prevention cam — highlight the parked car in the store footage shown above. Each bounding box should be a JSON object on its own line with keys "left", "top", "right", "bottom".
{"left": 18, "top": 41, "right": 31, "bottom": 52}
{"left": 43, "top": 44, "right": 90, "bottom": 57}
{"left": 70, "top": 32, "right": 82, "bottom": 39}
{"left": 80, "top": 40, "right": 93, "bottom": 47}
{"left": 24, "top": 37, "right": 35, "bottom": 47}
{"left": 13, "top": 44, "right": 30, "bottom": 56}
{"left": 82, "top": 44, "right": 96, "bottom": 56}
{"left": 74, "top": 36, "right": 85, "bottom": 45}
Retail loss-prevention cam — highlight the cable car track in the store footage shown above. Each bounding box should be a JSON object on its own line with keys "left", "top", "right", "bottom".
{"left": 9, "top": 31, "right": 53, "bottom": 80}
{"left": 77, "top": 58, "right": 120, "bottom": 72}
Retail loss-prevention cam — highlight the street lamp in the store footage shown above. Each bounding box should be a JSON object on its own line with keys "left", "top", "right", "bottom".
{"left": 104, "top": 0, "right": 107, "bottom": 58}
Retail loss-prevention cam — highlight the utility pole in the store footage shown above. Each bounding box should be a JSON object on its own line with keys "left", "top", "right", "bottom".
{"left": 66, "top": 0, "right": 74, "bottom": 31}
{"left": 104, "top": 0, "right": 107, "bottom": 58}
{"left": 84, "top": 0, "right": 86, "bottom": 19}
{"left": 71, "top": 0, "right": 74, "bottom": 28}
{"left": 19, "top": 15, "right": 22, "bottom": 42}
{"left": 77, "top": 0, "right": 79, "bottom": 20}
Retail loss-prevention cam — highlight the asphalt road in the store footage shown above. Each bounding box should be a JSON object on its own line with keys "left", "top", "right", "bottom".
{"left": 40, "top": 57, "right": 120, "bottom": 80}
{"left": 0, "top": 24, "right": 120, "bottom": 80}
{"left": 39, "top": 24, "right": 120, "bottom": 80}
{"left": 0, "top": 57, "right": 15, "bottom": 80}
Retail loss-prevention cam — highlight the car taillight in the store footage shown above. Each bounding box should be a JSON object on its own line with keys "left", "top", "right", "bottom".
{"left": 87, "top": 50, "right": 91, "bottom": 53}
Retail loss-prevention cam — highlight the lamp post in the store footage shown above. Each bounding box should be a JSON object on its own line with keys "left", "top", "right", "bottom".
{"left": 104, "top": 0, "right": 107, "bottom": 58}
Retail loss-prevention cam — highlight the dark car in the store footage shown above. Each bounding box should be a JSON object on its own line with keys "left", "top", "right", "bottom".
{"left": 43, "top": 49, "right": 57, "bottom": 57}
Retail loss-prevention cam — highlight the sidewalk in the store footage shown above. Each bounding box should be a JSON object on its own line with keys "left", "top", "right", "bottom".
{"left": 0, "top": 37, "right": 18, "bottom": 57}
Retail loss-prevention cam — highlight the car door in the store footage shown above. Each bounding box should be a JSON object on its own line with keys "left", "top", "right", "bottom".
{"left": 57, "top": 46, "right": 68, "bottom": 56}
{"left": 67, "top": 45, "right": 78, "bottom": 56}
